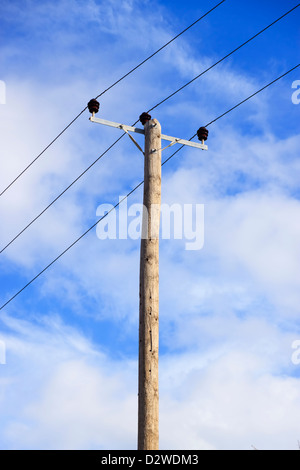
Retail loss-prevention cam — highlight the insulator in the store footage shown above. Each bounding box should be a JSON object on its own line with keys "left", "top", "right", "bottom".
{"left": 87, "top": 99, "right": 100, "bottom": 114}
{"left": 197, "top": 126, "right": 209, "bottom": 142}
{"left": 139, "top": 112, "right": 152, "bottom": 125}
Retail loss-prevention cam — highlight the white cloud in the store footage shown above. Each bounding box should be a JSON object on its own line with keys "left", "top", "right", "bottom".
{"left": 0, "top": 314, "right": 137, "bottom": 450}
{"left": 160, "top": 351, "right": 300, "bottom": 450}
{"left": 0, "top": 0, "right": 300, "bottom": 452}
{"left": 204, "top": 191, "right": 300, "bottom": 316}
{"left": 1, "top": 312, "right": 300, "bottom": 450}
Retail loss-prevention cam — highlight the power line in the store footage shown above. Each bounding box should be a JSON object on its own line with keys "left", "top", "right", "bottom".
{"left": 1, "top": 62, "right": 298, "bottom": 312}
{"left": 94, "top": 0, "right": 227, "bottom": 101}
{"left": 0, "top": 183, "right": 141, "bottom": 312}
{"left": 161, "top": 62, "right": 300, "bottom": 166}
{"left": 0, "top": 0, "right": 226, "bottom": 197}
{"left": 0, "top": 133, "right": 126, "bottom": 254}
{"left": 1, "top": 4, "right": 297, "bottom": 254}
{"left": 147, "top": 3, "right": 300, "bottom": 113}
{"left": 0, "top": 109, "right": 87, "bottom": 197}
{"left": 203, "top": 63, "right": 300, "bottom": 128}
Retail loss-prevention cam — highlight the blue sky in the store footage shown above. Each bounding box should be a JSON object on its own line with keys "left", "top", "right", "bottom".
{"left": 0, "top": 0, "right": 300, "bottom": 450}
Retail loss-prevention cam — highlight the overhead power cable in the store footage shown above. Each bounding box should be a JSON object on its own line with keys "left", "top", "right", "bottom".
{"left": 147, "top": 2, "right": 300, "bottom": 113}
{"left": 1, "top": 3, "right": 298, "bottom": 254}
{"left": 1, "top": 62, "right": 299, "bottom": 311}
{"left": 161, "top": 62, "right": 300, "bottom": 166}
{"left": 93, "top": 0, "right": 227, "bottom": 101}
{"left": 0, "top": 0, "right": 226, "bottom": 197}
{"left": 0, "top": 134, "right": 126, "bottom": 254}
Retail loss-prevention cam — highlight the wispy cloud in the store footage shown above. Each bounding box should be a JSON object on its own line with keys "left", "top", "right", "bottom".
{"left": 0, "top": 0, "right": 299, "bottom": 450}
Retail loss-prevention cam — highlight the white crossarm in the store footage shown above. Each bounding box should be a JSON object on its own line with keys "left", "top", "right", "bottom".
{"left": 89, "top": 116, "right": 208, "bottom": 151}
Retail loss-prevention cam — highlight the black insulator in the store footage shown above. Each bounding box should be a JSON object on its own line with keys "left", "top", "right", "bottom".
{"left": 139, "top": 112, "right": 152, "bottom": 125}
{"left": 88, "top": 99, "right": 100, "bottom": 114}
{"left": 197, "top": 126, "right": 209, "bottom": 141}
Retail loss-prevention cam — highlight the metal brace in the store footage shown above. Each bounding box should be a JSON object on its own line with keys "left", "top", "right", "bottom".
{"left": 120, "top": 125, "right": 145, "bottom": 156}
{"left": 160, "top": 138, "right": 182, "bottom": 152}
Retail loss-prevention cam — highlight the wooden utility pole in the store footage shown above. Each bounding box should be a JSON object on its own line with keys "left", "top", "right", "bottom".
{"left": 88, "top": 102, "right": 208, "bottom": 450}
{"left": 138, "top": 118, "right": 161, "bottom": 450}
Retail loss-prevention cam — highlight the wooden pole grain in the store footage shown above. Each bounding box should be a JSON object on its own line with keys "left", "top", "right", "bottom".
{"left": 138, "top": 119, "right": 161, "bottom": 450}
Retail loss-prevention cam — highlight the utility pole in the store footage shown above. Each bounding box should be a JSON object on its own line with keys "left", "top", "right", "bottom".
{"left": 138, "top": 116, "right": 161, "bottom": 450}
{"left": 87, "top": 99, "right": 208, "bottom": 451}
